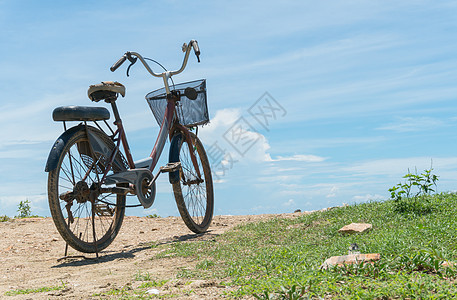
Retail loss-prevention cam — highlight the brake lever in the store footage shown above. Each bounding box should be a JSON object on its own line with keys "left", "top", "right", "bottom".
{"left": 125, "top": 53, "right": 137, "bottom": 77}
{"left": 126, "top": 62, "right": 133, "bottom": 77}
{"left": 191, "top": 40, "right": 200, "bottom": 63}
{"left": 182, "top": 41, "right": 201, "bottom": 63}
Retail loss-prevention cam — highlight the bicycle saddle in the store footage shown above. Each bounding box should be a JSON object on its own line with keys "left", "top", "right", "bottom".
{"left": 88, "top": 81, "right": 125, "bottom": 102}
{"left": 52, "top": 106, "right": 110, "bottom": 121}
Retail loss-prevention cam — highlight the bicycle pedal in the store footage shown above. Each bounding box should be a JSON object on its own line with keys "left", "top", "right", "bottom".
{"left": 94, "top": 204, "right": 115, "bottom": 217}
{"left": 160, "top": 162, "right": 181, "bottom": 173}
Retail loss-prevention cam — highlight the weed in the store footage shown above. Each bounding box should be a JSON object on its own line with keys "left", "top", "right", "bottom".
{"left": 149, "top": 242, "right": 160, "bottom": 249}
{"left": 254, "top": 285, "right": 309, "bottom": 300}
{"left": 196, "top": 259, "right": 215, "bottom": 270}
{"left": 16, "top": 199, "right": 32, "bottom": 218}
{"left": 176, "top": 267, "right": 197, "bottom": 278}
{"left": 5, "top": 282, "right": 66, "bottom": 296}
{"left": 389, "top": 167, "right": 439, "bottom": 214}
{"left": 101, "top": 287, "right": 130, "bottom": 296}
{"left": 331, "top": 259, "right": 391, "bottom": 279}
{"left": 138, "top": 279, "right": 168, "bottom": 289}
{"left": 146, "top": 213, "right": 160, "bottom": 218}
{"left": 0, "top": 215, "right": 11, "bottom": 222}
{"left": 135, "top": 271, "right": 152, "bottom": 281}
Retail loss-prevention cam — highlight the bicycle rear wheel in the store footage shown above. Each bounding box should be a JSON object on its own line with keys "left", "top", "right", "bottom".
{"left": 169, "top": 132, "right": 214, "bottom": 233}
{"left": 47, "top": 128, "right": 126, "bottom": 253}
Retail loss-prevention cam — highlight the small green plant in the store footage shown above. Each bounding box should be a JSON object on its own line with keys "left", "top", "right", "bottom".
{"left": 138, "top": 279, "right": 168, "bottom": 288}
{"left": 254, "top": 285, "right": 309, "bottom": 300}
{"left": 388, "top": 167, "right": 438, "bottom": 214}
{"left": 392, "top": 248, "right": 456, "bottom": 278}
{"left": 134, "top": 271, "right": 152, "bottom": 281}
{"left": 332, "top": 259, "right": 390, "bottom": 279}
{"left": 0, "top": 215, "right": 11, "bottom": 222}
{"left": 5, "top": 282, "right": 66, "bottom": 296}
{"left": 16, "top": 199, "right": 32, "bottom": 218}
{"left": 146, "top": 213, "right": 160, "bottom": 218}
{"left": 196, "top": 259, "right": 215, "bottom": 270}
{"left": 98, "top": 286, "right": 131, "bottom": 296}
{"left": 279, "top": 285, "right": 309, "bottom": 300}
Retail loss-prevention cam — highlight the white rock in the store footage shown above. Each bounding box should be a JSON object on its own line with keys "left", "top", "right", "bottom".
{"left": 146, "top": 288, "right": 160, "bottom": 295}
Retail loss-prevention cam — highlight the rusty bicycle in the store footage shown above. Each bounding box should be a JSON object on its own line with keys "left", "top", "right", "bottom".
{"left": 45, "top": 40, "right": 213, "bottom": 253}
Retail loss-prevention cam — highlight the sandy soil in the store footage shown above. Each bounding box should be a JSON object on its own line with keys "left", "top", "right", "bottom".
{"left": 0, "top": 213, "right": 304, "bottom": 299}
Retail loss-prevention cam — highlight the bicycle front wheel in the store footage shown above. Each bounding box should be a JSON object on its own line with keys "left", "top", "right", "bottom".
{"left": 47, "top": 127, "right": 126, "bottom": 253}
{"left": 169, "top": 132, "right": 214, "bottom": 233}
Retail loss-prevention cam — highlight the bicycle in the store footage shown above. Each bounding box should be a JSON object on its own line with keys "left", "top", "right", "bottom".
{"left": 45, "top": 40, "right": 214, "bottom": 253}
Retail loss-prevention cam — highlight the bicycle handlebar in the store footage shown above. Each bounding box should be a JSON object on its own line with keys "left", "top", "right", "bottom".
{"left": 110, "top": 40, "right": 201, "bottom": 77}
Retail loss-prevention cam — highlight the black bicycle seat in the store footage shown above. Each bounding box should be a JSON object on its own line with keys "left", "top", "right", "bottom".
{"left": 52, "top": 106, "right": 110, "bottom": 121}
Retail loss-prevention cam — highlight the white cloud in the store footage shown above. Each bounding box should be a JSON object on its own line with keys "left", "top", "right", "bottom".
{"left": 199, "top": 110, "right": 327, "bottom": 166}
{"left": 278, "top": 136, "right": 387, "bottom": 153}
{"left": 377, "top": 117, "right": 447, "bottom": 132}
{"left": 344, "top": 157, "right": 457, "bottom": 177}
{"left": 326, "top": 186, "right": 339, "bottom": 198}
{"left": 202, "top": 109, "right": 241, "bottom": 133}
{"left": 267, "top": 154, "right": 327, "bottom": 163}
{"left": 0, "top": 149, "right": 37, "bottom": 159}
{"left": 198, "top": 108, "right": 241, "bottom": 144}
{"left": 141, "top": 208, "right": 159, "bottom": 216}
{"left": 352, "top": 194, "right": 385, "bottom": 202}
{"left": 199, "top": 108, "right": 272, "bottom": 164}
{"left": 283, "top": 199, "right": 295, "bottom": 207}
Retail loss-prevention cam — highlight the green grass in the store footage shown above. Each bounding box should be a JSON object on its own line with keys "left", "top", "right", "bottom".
{"left": 94, "top": 286, "right": 178, "bottom": 299}
{"left": 93, "top": 273, "right": 171, "bottom": 299}
{"left": 5, "top": 282, "right": 66, "bottom": 296}
{"left": 155, "top": 192, "right": 457, "bottom": 299}
{"left": 0, "top": 215, "right": 42, "bottom": 222}
{"left": 0, "top": 215, "right": 11, "bottom": 222}
{"left": 146, "top": 214, "right": 161, "bottom": 218}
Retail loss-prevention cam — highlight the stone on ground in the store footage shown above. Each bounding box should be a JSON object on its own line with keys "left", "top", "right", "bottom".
{"left": 321, "top": 253, "right": 381, "bottom": 269}
{"left": 338, "top": 223, "right": 372, "bottom": 234}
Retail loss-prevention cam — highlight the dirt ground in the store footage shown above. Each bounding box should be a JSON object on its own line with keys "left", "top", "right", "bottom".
{"left": 0, "top": 213, "right": 304, "bottom": 299}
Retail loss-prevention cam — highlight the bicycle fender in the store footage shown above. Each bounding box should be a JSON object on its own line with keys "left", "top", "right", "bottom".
{"left": 85, "top": 127, "right": 127, "bottom": 172}
{"left": 45, "top": 124, "right": 85, "bottom": 172}
{"left": 168, "top": 133, "right": 182, "bottom": 184}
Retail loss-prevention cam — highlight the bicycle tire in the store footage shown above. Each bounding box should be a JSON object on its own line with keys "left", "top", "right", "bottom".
{"left": 47, "top": 127, "right": 126, "bottom": 253}
{"left": 169, "top": 132, "right": 214, "bottom": 233}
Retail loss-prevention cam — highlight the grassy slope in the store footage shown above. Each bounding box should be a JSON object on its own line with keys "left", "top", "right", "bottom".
{"left": 160, "top": 193, "right": 457, "bottom": 299}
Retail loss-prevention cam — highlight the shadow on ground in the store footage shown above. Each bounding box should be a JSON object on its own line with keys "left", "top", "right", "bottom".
{"left": 51, "top": 230, "right": 219, "bottom": 268}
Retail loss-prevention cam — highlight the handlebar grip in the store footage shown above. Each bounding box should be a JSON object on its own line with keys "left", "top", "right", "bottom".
{"left": 191, "top": 40, "right": 201, "bottom": 62}
{"left": 110, "top": 55, "right": 127, "bottom": 72}
{"left": 192, "top": 40, "right": 200, "bottom": 56}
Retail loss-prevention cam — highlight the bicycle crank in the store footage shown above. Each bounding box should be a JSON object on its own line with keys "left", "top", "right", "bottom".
{"left": 135, "top": 171, "right": 156, "bottom": 208}
{"left": 104, "top": 168, "right": 156, "bottom": 208}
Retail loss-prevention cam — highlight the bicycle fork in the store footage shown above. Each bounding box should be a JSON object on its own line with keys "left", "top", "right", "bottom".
{"left": 175, "top": 123, "right": 203, "bottom": 182}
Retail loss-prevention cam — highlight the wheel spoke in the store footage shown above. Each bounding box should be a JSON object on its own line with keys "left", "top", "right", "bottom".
{"left": 173, "top": 133, "right": 213, "bottom": 232}
{"left": 49, "top": 130, "right": 126, "bottom": 253}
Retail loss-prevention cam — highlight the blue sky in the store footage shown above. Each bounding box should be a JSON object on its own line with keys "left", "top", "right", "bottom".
{"left": 1, "top": 0, "right": 457, "bottom": 218}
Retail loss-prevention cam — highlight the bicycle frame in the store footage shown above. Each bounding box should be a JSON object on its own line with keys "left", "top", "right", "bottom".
{"left": 97, "top": 90, "right": 201, "bottom": 186}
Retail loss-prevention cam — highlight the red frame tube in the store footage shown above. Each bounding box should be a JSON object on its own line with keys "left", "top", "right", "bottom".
{"left": 101, "top": 94, "right": 202, "bottom": 182}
